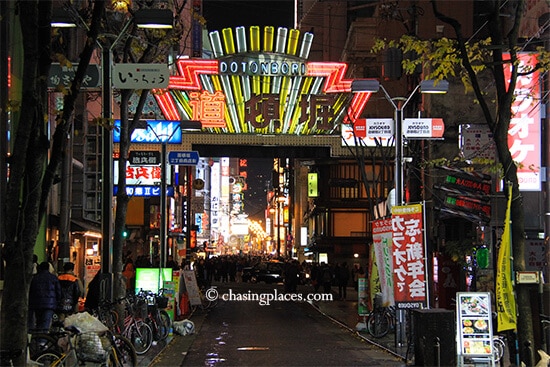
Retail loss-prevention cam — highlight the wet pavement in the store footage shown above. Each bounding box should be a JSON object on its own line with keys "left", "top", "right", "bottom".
{"left": 147, "top": 283, "right": 410, "bottom": 367}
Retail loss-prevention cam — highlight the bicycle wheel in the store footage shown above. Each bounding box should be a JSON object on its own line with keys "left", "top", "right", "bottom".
{"left": 127, "top": 321, "right": 153, "bottom": 355}
{"left": 109, "top": 334, "right": 137, "bottom": 367}
{"left": 493, "top": 337, "right": 506, "bottom": 363}
{"left": 29, "top": 333, "right": 61, "bottom": 360}
{"left": 34, "top": 351, "right": 65, "bottom": 367}
{"left": 367, "top": 311, "right": 391, "bottom": 338}
{"left": 157, "top": 310, "right": 171, "bottom": 341}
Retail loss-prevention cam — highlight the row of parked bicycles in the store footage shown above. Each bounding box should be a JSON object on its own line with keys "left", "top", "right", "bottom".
{"left": 27, "top": 289, "right": 171, "bottom": 366}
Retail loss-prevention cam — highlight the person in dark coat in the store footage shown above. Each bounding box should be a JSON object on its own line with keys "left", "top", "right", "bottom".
{"left": 28, "top": 262, "right": 62, "bottom": 332}
{"left": 337, "top": 262, "right": 350, "bottom": 300}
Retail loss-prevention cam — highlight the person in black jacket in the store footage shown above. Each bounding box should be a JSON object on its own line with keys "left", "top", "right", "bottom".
{"left": 28, "top": 262, "right": 62, "bottom": 332}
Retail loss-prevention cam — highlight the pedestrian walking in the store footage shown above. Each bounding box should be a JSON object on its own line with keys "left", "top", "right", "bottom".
{"left": 57, "top": 262, "right": 84, "bottom": 319}
{"left": 337, "top": 262, "right": 350, "bottom": 300}
{"left": 319, "top": 262, "right": 333, "bottom": 294}
{"left": 28, "top": 262, "right": 62, "bottom": 332}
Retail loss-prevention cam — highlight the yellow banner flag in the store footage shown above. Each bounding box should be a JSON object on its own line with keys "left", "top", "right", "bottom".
{"left": 496, "top": 184, "right": 517, "bottom": 332}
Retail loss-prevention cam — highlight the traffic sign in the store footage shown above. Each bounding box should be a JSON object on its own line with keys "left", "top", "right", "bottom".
{"left": 112, "top": 63, "right": 169, "bottom": 89}
{"left": 168, "top": 151, "right": 200, "bottom": 165}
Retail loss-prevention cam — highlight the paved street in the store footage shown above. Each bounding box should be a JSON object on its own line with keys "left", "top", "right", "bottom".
{"left": 150, "top": 282, "right": 408, "bottom": 367}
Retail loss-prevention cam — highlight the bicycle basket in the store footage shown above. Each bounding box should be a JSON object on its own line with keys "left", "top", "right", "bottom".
{"left": 156, "top": 296, "right": 168, "bottom": 309}
{"left": 76, "top": 332, "right": 110, "bottom": 363}
{"left": 134, "top": 299, "right": 148, "bottom": 320}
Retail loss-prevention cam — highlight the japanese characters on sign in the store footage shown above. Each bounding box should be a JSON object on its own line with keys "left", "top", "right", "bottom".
{"left": 391, "top": 203, "right": 426, "bottom": 309}
{"left": 48, "top": 63, "right": 100, "bottom": 90}
{"left": 129, "top": 151, "right": 161, "bottom": 166}
{"left": 503, "top": 53, "right": 541, "bottom": 191}
{"left": 168, "top": 151, "right": 200, "bottom": 165}
{"left": 113, "top": 185, "right": 174, "bottom": 197}
{"left": 113, "top": 161, "right": 171, "bottom": 186}
{"left": 112, "top": 63, "right": 169, "bottom": 89}
{"left": 372, "top": 219, "right": 395, "bottom": 308}
{"left": 403, "top": 118, "right": 445, "bottom": 139}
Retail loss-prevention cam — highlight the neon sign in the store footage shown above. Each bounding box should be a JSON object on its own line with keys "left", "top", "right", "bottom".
{"left": 153, "top": 26, "right": 371, "bottom": 135}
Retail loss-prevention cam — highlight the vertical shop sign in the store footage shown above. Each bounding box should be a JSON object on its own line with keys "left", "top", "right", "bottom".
{"left": 391, "top": 204, "right": 426, "bottom": 309}
{"left": 503, "top": 53, "right": 541, "bottom": 191}
{"left": 372, "top": 218, "right": 395, "bottom": 307}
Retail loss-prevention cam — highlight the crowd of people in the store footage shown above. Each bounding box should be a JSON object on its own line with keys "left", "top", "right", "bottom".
{"left": 27, "top": 252, "right": 368, "bottom": 332}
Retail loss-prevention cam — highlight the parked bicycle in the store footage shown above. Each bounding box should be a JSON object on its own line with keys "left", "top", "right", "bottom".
{"left": 366, "top": 305, "right": 395, "bottom": 338}
{"left": 190, "top": 285, "right": 219, "bottom": 314}
{"left": 120, "top": 294, "right": 154, "bottom": 355}
{"left": 493, "top": 334, "right": 506, "bottom": 363}
{"left": 137, "top": 289, "right": 172, "bottom": 342}
{"left": 32, "top": 322, "right": 137, "bottom": 366}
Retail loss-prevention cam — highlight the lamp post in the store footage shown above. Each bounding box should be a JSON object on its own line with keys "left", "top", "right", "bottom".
{"left": 136, "top": 120, "right": 201, "bottom": 271}
{"left": 351, "top": 78, "right": 448, "bottom": 347}
{"left": 351, "top": 79, "right": 449, "bottom": 205}
{"left": 99, "top": 9, "right": 173, "bottom": 274}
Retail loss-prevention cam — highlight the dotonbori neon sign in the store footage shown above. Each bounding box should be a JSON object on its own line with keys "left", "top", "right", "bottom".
{"left": 153, "top": 26, "right": 371, "bottom": 135}
{"left": 219, "top": 55, "right": 307, "bottom": 76}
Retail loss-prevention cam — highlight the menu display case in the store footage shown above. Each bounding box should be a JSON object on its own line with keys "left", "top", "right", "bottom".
{"left": 456, "top": 292, "right": 495, "bottom": 366}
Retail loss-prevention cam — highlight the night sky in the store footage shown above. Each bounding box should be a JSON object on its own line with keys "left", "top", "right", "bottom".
{"left": 202, "top": 0, "right": 295, "bottom": 32}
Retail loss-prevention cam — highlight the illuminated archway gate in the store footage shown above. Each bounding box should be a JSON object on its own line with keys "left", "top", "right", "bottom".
{"left": 153, "top": 26, "right": 371, "bottom": 140}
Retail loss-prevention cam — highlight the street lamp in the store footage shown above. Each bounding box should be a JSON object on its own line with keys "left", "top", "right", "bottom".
{"left": 100, "top": 9, "right": 173, "bottom": 274}
{"left": 351, "top": 79, "right": 449, "bottom": 205}
{"left": 352, "top": 78, "right": 448, "bottom": 347}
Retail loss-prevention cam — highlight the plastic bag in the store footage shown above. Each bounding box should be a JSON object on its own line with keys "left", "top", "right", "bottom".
{"left": 63, "top": 312, "right": 108, "bottom": 333}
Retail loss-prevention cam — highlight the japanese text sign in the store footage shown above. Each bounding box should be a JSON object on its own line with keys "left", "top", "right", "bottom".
{"left": 504, "top": 53, "right": 541, "bottom": 191}
{"left": 391, "top": 203, "right": 426, "bottom": 309}
{"left": 113, "top": 63, "right": 169, "bottom": 89}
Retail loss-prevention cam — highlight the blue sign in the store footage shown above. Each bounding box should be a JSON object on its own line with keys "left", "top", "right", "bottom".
{"left": 114, "top": 185, "right": 175, "bottom": 197}
{"left": 113, "top": 120, "right": 183, "bottom": 144}
{"left": 168, "top": 151, "right": 199, "bottom": 165}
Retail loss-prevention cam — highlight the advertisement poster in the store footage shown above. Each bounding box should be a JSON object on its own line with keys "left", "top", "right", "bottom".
{"left": 182, "top": 270, "right": 202, "bottom": 306}
{"left": 372, "top": 218, "right": 394, "bottom": 307}
{"left": 163, "top": 281, "right": 176, "bottom": 326}
{"left": 391, "top": 204, "right": 426, "bottom": 309}
{"left": 456, "top": 292, "right": 494, "bottom": 362}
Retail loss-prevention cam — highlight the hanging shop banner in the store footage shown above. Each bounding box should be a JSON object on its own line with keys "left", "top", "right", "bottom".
{"left": 456, "top": 292, "right": 494, "bottom": 361}
{"left": 391, "top": 203, "right": 426, "bottom": 309}
{"left": 496, "top": 185, "right": 517, "bottom": 332}
{"left": 358, "top": 277, "right": 368, "bottom": 316}
{"left": 367, "top": 243, "right": 379, "bottom": 311}
{"left": 503, "top": 52, "right": 541, "bottom": 191}
{"left": 372, "top": 218, "right": 395, "bottom": 307}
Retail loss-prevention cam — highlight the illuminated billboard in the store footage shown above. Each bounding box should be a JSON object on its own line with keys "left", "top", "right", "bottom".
{"left": 503, "top": 53, "right": 542, "bottom": 191}
{"left": 153, "top": 26, "right": 372, "bottom": 135}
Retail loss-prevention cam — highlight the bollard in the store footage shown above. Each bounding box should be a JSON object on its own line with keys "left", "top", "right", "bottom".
{"left": 433, "top": 336, "right": 441, "bottom": 367}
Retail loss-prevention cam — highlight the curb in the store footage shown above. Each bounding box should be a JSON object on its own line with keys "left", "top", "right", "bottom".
{"left": 308, "top": 300, "right": 408, "bottom": 362}
{"left": 148, "top": 310, "right": 208, "bottom": 367}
